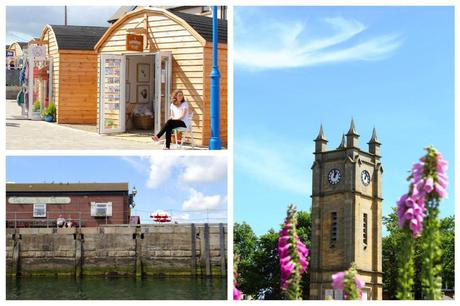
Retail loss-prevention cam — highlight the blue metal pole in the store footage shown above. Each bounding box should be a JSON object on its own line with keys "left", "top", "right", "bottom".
{"left": 209, "top": 5, "right": 222, "bottom": 150}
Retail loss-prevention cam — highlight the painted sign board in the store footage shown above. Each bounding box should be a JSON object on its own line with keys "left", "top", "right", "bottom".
{"left": 8, "top": 197, "right": 71, "bottom": 204}
{"left": 126, "top": 34, "right": 143, "bottom": 51}
{"left": 28, "top": 45, "right": 46, "bottom": 60}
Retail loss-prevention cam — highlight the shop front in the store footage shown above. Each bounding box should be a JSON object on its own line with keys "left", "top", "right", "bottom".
{"left": 17, "top": 43, "right": 53, "bottom": 120}
{"left": 95, "top": 7, "right": 228, "bottom": 146}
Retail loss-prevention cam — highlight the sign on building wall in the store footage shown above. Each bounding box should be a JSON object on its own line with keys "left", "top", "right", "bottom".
{"left": 126, "top": 34, "right": 143, "bottom": 51}
{"left": 8, "top": 197, "right": 71, "bottom": 204}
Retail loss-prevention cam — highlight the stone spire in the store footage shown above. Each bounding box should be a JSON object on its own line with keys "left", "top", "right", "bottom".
{"left": 368, "top": 127, "right": 381, "bottom": 156}
{"left": 345, "top": 118, "right": 359, "bottom": 148}
{"left": 314, "top": 124, "right": 328, "bottom": 153}
{"left": 337, "top": 134, "right": 346, "bottom": 149}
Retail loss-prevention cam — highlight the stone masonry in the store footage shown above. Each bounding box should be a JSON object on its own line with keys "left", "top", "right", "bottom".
{"left": 6, "top": 224, "right": 227, "bottom": 277}
{"left": 309, "top": 121, "right": 383, "bottom": 300}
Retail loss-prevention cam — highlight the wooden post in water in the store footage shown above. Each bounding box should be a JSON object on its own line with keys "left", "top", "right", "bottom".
{"left": 204, "top": 223, "right": 211, "bottom": 277}
{"left": 219, "top": 223, "right": 226, "bottom": 276}
{"left": 191, "top": 223, "right": 197, "bottom": 276}
{"left": 12, "top": 231, "right": 21, "bottom": 277}
{"left": 135, "top": 226, "right": 143, "bottom": 277}
{"left": 75, "top": 228, "right": 82, "bottom": 279}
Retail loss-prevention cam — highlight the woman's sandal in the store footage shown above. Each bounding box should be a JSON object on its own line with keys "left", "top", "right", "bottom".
{"left": 152, "top": 135, "right": 159, "bottom": 142}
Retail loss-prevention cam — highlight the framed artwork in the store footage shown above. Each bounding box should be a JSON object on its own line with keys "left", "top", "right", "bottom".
{"left": 137, "top": 63, "right": 150, "bottom": 82}
{"left": 126, "top": 82, "right": 130, "bottom": 102}
{"left": 137, "top": 85, "right": 150, "bottom": 103}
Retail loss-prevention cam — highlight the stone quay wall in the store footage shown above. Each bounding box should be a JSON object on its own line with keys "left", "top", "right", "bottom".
{"left": 6, "top": 224, "right": 227, "bottom": 277}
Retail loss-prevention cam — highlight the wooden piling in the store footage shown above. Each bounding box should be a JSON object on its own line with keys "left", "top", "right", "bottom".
{"left": 204, "top": 223, "right": 211, "bottom": 277}
{"left": 12, "top": 232, "right": 21, "bottom": 277}
{"left": 191, "top": 223, "right": 197, "bottom": 276}
{"left": 75, "top": 229, "right": 82, "bottom": 279}
{"left": 219, "top": 223, "right": 226, "bottom": 276}
{"left": 135, "top": 226, "right": 143, "bottom": 277}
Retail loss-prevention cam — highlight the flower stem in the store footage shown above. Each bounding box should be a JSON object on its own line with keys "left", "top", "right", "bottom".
{"left": 420, "top": 198, "right": 442, "bottom": 300}
{"left": 396, "top": 229, "right": 415, "bottom": 300}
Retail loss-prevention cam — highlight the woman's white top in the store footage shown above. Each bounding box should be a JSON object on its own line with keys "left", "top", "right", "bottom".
{"left": 170, "top": 101, "right": 190, "bottom": 127}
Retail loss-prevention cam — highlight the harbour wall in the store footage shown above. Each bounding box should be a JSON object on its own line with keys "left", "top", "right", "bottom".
{"left": 6, "top": 224, "right": 227, "bottom": 277}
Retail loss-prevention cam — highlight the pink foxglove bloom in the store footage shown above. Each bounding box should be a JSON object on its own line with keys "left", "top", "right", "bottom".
{"left": 331, "top": 271, "right": 345, "bottom": 289}
{"left": 233, "top": 287, "right": 242, "bottom": 300}
{"left": 278, "top": 204, "right": 309, "bottom": 299}
{"left": 396, "top": 147, "right": 448, "bottom": 237}
{"left": 331, "top": 264, "right": 364, "bottom": 300}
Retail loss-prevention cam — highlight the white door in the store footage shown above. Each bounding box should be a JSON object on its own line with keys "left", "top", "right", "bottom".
{"left": 99, "top": 54, "right": 126, "bottom": 134}
{"left": 154, "top": 51, "right": 172, "bottom": 134}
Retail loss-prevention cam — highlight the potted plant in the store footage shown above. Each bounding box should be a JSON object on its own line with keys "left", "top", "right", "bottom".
{"left": 33, "top": 100, "right": 41, "bottom": 112}
{"left": 42, "top": 102, "right": 56, "bottom": 122}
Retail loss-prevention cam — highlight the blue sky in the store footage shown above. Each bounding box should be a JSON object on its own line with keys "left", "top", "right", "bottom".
{"left": 6, "top": 156, "right": 227, "bottom": 224}
{"left": 234, "top": 6, "right": 455, "bottom": 236}
{"left": 6, "top": 6, "right": 117, "bottom": 44}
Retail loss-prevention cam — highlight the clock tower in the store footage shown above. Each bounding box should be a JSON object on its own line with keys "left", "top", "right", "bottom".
{"left": 309, "top": 120, "right": 383, "bottom": 300}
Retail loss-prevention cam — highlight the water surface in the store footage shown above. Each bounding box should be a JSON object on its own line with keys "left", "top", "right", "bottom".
{"left": 7, "top": 276, "right": 227, "bottom": 300}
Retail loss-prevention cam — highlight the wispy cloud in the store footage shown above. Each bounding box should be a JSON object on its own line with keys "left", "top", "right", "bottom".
{"left": 235, "top": 137, "right": 312, "bottom": 195}
{"left": 180, "top": 156, "right": 227, "bottom": 183}
{"left": 125, "top": 156, "right": 227, "bottom": 189}
{"left": 182, "top": 188, "right": 225, "bottom": 211}
{"left": 235, "top": 15, "right": 403, "bottom": 70}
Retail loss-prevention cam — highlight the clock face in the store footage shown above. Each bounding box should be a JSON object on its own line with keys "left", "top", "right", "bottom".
{"left": 328, "top": 169, "right": 342, "bottom": 185}
{"left": 361, "top": 170, "right": 371, "bottom": 186}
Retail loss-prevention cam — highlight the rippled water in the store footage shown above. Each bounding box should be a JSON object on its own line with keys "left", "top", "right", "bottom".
{"left": 6, "top": 276, "right": 227, "bottom": 300}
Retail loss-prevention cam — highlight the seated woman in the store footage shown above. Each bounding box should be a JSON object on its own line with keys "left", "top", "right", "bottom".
{"left": 152, "top": 90, "right": 190, "bottom": 149}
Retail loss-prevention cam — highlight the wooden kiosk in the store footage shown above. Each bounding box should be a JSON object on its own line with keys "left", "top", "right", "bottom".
{"left": 39, "top": 25, "right": 107, "bottom": 124}
{"left": 7, "top": 42, "right": 28, "bottom": 68}
{"left": 94, "top": 7, "right": 227, "bottom": 146}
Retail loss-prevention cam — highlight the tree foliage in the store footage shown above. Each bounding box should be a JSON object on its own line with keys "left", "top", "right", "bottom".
{"left": 383, "top": 209, "right": 454, "bottom": 299}
{"left": 234, "top": 210, "right": 311, "bottom": 300}
{"left": 235, "top": 209, "right": 454, "bottom": 300}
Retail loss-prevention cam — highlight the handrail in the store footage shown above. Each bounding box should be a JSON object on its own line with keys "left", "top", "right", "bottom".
{"left": 6, "top": 211, "right": 82, "bottom": 229}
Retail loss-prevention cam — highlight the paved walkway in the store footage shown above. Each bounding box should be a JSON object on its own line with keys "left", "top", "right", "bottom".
{"left": 6, "top": 100, "right": 198, "bottom": 150}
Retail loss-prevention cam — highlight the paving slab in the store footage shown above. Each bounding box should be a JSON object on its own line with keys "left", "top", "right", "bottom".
{"left": 6, "top": 100, "right": 201, "bottom": 150}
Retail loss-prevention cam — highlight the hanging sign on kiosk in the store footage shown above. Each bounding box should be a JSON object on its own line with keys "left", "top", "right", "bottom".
{"left": 126, "top": 34, "right": 144, "bottom": 51}
{"left": 28, "top": 45, "right": 46, "bottom": 60}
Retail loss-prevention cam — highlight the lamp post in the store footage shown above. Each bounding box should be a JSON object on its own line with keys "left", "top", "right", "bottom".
{"left": 208, "top": 6, "right": 222, "bottom": 150}
{"left": 129, "top": 186, "right": 137, "bottom": 209}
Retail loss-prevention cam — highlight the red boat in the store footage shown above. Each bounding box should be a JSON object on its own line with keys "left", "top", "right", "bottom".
{"left": 150, "top": 210, "right": 171, "bottom": 223}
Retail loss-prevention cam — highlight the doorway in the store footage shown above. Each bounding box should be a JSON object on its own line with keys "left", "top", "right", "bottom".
{"left": 98, "top": 51, "right": 171, "bottom": 134}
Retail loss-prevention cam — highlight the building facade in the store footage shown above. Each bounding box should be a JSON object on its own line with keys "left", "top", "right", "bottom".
{"left": 6, "top": 183, "right": 131, "bottom": 227}
{"left": 309, "top": 120, "right": 383, "bottom": 300}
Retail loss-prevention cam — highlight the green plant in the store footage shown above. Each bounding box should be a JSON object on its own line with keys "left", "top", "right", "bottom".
{"left": 41, "top": 102, "right": 56, "bottom": 118}
{"left": 33, "top": 100, "right": 41, "bottom": 112}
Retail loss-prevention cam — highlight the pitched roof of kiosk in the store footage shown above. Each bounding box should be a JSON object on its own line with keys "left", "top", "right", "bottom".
{"left": 48, "top": 25, "right": 108, "bottom": 50}
{"left": 172, "top": 11, "right": 227, "bottom": 43}
{"left": 106, "top": 7, "right": 227, "bottom": 44}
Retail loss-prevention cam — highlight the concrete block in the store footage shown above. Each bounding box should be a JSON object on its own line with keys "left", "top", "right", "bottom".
{"left": 18, "top": 228, "right": 39, "bottom": 235}
{"left": 38, "top": 228, "right": 54, "bottom": 234}
{"left": 57, "top": 228, "right": 76, "bottom": 234}
{"left": 81, "top": 227, "right": 99, "bottom": 234}
{"left": 103, "top": 226, "right": 136, "bottom": 235}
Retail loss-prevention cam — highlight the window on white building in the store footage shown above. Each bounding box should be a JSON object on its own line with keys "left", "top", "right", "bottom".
{"left": 90, "top": 202, "right": 112, "bottom": 217}
{"left": 33, "top": 203, "right": 46, "bottom": 218}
